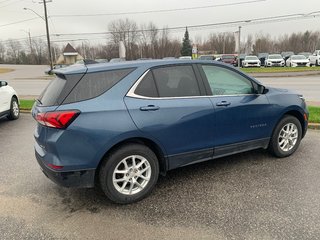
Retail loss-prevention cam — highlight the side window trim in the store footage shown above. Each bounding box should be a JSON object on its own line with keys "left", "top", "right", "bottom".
{"left": 197, "top": 63, "right": 256, "bottom": 96}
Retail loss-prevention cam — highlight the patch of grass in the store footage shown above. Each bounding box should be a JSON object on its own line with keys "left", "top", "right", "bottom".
{"left": 0, "top": 68, "right": 14, "bottom": 74}
{"left": 242, "top": 66, "right": 320, "bottom": 73}
{"left": 308, "top": 106, "right": 320, "bottom": 124}
{"left": 20, "top": 99, "right": 35, "bottom": 110}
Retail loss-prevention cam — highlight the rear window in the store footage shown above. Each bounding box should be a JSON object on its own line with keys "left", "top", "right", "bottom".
{"left": 39, "top": 74, "right": 84, "bottom": 107}
{"left": 63, "top": 68, "right": 135, "bottom": 104}
{"left": 39, "top": 76, "right": 66, "bottom": 106}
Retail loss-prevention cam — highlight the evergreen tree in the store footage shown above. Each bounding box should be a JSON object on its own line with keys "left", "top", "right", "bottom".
{"left": 181, "top": 27, "right": 192, "bottom": 56}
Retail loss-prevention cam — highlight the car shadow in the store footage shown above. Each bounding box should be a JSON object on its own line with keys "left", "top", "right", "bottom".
{"left": 49, "top": 149, "right": 277, "bottom": 216}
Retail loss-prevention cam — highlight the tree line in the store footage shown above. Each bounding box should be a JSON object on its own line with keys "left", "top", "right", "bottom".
{"left": 1, "top": 18, "right": 320, "bottom": 65}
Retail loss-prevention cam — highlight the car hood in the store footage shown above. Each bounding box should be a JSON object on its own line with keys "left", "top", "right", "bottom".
{"left": 291, "top": 59, "right": 309, "bottom": 63}
{"left": 244, "top": 60, "right": 259, "bottom": 63}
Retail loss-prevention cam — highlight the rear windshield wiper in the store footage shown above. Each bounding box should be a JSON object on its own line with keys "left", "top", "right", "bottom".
{"left": 35, "top": 98, "right": 43, "bottom": 105}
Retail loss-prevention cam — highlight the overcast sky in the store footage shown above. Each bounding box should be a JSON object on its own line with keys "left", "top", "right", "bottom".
{"left": 1, "top": 0, "right": 320, "bottom": 46}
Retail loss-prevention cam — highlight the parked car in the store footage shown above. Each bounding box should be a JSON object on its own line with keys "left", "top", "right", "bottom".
{"left": 110, "top": 58, "right": 126, "bottom": 63}
{"left": 179, "top": 56, "right": 192, "bottom": 60}
{"left": 220, "top": 54, "right": 237, "bottom": 66}
{"left": 258, "top": 53, "right": 269, "bottom": 66}
{"left": 242, "top": 55, "right": 261, "bottom": 68}
{"left": 286, "top": 55, "right": 310, "bottom": 67}
{"left": 32, "top": 60, "right": 309, "bottom": 204}
{"left": 309, "top": 50, "right": 320, "bottom": 66}
{"left": 162, "top": 57, "right": 176, "bottom": 60}
{"left": 95, "top": 59, "right": 109, "bottom": 63}
{"left": 265, "top": 54, "right": 285, "bottom": 67}
{"left": 0, "top": 81, "right": 19, "bottom": 120}
{"left": 198, "top": 55, "right": 215, "bottom": 61}
{"left": 281, "top": 51, "right": 294, "bottom": 63}
{"left": 298, "top": 52, "right": 312, "bottom": 59}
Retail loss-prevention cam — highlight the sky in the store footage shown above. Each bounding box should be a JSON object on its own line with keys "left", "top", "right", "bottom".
{"left": 1, "top": 0, "right": 320, "bottom": 47}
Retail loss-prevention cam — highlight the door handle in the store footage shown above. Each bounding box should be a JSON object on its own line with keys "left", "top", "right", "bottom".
{"left": 216, "top": 101, "right": 231, "bottom": 107}
{"left": 140, "top": 105, "right": 160, "bottom": 111}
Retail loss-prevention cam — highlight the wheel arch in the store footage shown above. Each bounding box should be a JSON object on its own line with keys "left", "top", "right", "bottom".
{"left": 12, "top": 94, "right": 19, "bottom": 102}
{"left": 95, "top": 137, "right": 168, "bottom": 185}
{"left": 281, "top": 109, "right": 306, "bottom": 136}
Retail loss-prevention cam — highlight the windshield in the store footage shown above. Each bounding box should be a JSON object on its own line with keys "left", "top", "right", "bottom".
{"left": 291, "top": 55, "right": 306, "bottom": 60}
{"left": 269, "top": 55, "right": 283, "bottom": 60}
{"left": 245, "top": 56, "right": 258, "bottom": 60}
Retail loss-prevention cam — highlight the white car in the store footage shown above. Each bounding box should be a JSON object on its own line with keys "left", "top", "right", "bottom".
{"left": 242, "top": 55, "right": 261, "bottom": 67}
{"left": 179, "top": 56, "right": 192, "bottom": 60}
{"left": 286, "top": 55, "right": 310, "bottom": 67}
{"left": 265, "top": 54, "right": 285, "bottom": 67}
{"left": 0, "top": 81, "right": 20, "bottom": 120}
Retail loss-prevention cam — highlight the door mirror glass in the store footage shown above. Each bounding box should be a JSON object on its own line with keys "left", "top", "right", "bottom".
{"left": 0, "top": 81, "right": 8, "bottom": 87}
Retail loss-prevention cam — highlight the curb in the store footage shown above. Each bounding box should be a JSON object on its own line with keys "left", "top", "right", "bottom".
{"left": 19, "top": 111, "right": 320, "bottom": 130}
{"left": 308, "top": 123, "right": 320, "bottom": 130}
{"left": 249, "top": 71, "right": 320, "bottom": 78}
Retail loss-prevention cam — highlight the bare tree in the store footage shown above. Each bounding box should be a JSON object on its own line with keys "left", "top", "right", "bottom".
{"left": 6, "top": 39, "right": 22, "bottom": 64}
{"left": 0, "top": 41, "right": 5, "bottom": 63}
{"left": 108, "top": 18, "right": 140, "bottom": 60}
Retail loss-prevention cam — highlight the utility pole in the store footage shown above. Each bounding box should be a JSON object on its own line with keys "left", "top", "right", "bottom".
{"left": 41, "top": 0, "right": 53, "bottom": 70}
{"left": 238, "top": 26, "right": 241, "bottom": 68}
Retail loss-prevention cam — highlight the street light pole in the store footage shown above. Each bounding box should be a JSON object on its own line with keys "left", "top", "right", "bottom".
{"left": 23, "top": 2, "right": 53, "bottom": 71}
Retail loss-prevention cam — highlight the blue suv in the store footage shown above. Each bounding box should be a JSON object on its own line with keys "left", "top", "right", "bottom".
{"left": 32, "top": 60, "right": 308, "bottom": 204}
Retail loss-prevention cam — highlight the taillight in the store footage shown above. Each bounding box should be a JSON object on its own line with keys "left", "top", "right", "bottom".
{"left": 47, "top": 163, "right": 64, "bottom": 170}
{"left": 36, "top": 110, "right": 80, "bottom": 129}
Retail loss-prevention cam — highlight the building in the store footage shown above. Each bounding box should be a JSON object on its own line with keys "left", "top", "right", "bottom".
{"left": 56, "top": 43, "right": 83, "bottom": 65}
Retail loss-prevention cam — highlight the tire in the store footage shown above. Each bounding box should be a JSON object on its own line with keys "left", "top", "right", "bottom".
{"left": 99, "top": 143, "right": 159, "bottom": 204}
{"left": 316, "top": 60, "right": 319, "bottom": 66}
{"left": 268, "top": 115, "right": 302, "bottom": 158}
{"left": 7, "top": 97, "right": 19, "bottom": 120}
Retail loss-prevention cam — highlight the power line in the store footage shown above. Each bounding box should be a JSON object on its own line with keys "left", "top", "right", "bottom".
{"left": 51, "top": 0, "right": 267, "bottom": 18}
{"left": 51, "top": 12, "right": 320, "bottom": 37}
{"left": 0, "top": 0, "right": 266, "bottom": 28}
{"left": 0, "top": 0, "right": 22, "bottom": 9}
{"left": 0, "top": 0, "right": 14, "bottom": 4}
{"left": 2, "top": 11, "right": 320, "bottom": 44}
{"left": 0, "top": 17, "right": 39, "bottom": 28}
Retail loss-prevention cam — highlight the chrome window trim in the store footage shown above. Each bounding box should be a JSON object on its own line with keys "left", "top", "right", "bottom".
{"left": 126, "top": 69, "right": 260, "bottom": 100}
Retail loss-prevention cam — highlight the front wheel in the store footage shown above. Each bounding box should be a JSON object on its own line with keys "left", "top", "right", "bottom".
{"left": 7, "top": 97, "right": 19, "bottom": 120}
{"left": 268, "top": 115, "right": 302, "bottom": 158}
{"left": 99, "top": 144, "right": 159, "bottom": 204}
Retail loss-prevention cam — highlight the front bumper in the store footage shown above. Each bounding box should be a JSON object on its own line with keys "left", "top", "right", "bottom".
{"left": 267, "top": 62, "right": 285, "bottom": 67}
{"left": 35, "top": 151, "right": 96, "bottom": 188}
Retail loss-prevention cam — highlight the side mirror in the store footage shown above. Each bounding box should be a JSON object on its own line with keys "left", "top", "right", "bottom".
{"left": 0, "top": 81, "right": 8, "bottom": 87}
{"left": 253, "top": 82, "right": 267, "bottom": 94}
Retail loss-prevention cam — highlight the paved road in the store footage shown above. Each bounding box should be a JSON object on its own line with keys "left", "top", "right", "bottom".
{"left": 1, "top": 64, "right": 320, "bottom": 103}
{"left": 1, "top": 114, "right": 320, "bottom": 239}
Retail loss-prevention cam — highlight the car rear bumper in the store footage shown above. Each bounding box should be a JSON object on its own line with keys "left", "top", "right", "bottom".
{"left": 35, "top": 151, "right": 95, "bottom": 188}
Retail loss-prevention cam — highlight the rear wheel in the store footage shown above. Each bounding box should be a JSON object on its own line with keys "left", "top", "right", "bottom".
{"left": 99, "top": 143, "right": 159, "bottom": 204}
{"left": 316, "top": 60, "right": 319, "bottom": 66}
{"left": 7, "top": 97, "right": 19, "bottom": 120}
{"left": 268, "top": 115, "right": 302, "bottom": 157}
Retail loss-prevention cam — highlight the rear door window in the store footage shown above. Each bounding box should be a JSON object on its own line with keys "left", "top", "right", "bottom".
{"left": 152, "top": 65, "right": 200, "bottom": 97}
{"left": 134, "top": 71, "right": 158, "bottom": 98}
